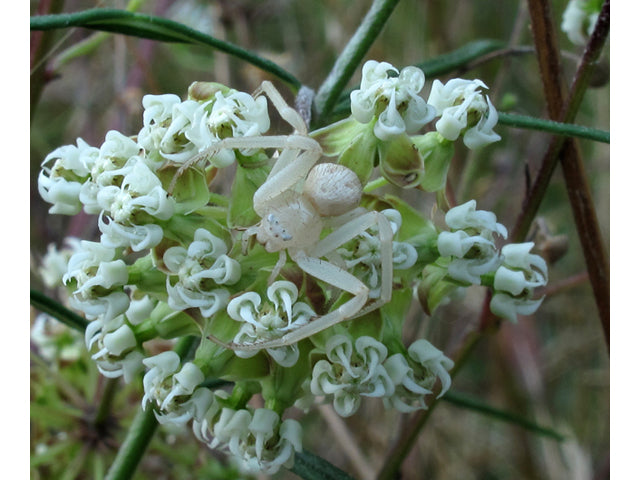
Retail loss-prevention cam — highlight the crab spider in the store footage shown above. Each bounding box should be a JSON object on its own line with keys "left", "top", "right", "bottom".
{"left": 176, "top": 81, "right": 396, "bottom": 351}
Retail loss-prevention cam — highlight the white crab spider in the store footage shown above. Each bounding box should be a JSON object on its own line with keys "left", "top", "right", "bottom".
{"left": 174, "top": 81, "right": 395, "bottom": 351}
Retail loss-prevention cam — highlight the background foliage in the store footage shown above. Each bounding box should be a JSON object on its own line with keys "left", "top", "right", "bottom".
{"left": 30, "top": 0, "right": 609, "bottom": 478}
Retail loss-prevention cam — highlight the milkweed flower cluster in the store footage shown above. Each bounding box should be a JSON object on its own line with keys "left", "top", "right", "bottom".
{"left": 434, "top": 200, "right": 548, "bottom": 322}
{"left": 35, "top": 59, "right": 549, "bottom": 474}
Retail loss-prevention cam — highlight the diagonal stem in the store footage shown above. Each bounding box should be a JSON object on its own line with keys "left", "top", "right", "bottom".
{"left": 312, "top": 0, "right": 401, "bottom": 125}
{"left": 518, "top": 0, "right": 609, "bottom": 349}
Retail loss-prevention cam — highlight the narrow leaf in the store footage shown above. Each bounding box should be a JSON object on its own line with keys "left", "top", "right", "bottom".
{"left": 498, "top": 112, "right": 609, "bottom": 143}
{"left": 30, "top": 9, "right": 300, "bottom": 89}
{"left": 442, "top": 390, "right": 565, "bottom": 441}
{"left": 290, "top": 450, "right": 356, "bottom": 480}
{"left": 313, "top": 0, "right": 401, "bottom": 123}
{"left": 414, "top": 39, "right": 506, "bottom": 78}
{"left": 30, "top": 289, "right": 89, "bottom": 333}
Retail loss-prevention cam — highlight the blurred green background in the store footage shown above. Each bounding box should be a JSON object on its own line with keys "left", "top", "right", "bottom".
{"left": 30, "top": 1, "right": 609, "bottom": 479}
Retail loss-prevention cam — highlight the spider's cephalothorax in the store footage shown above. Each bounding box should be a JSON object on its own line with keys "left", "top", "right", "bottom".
{"left": 253, "top": 163, "right": 362, "bottom": 253}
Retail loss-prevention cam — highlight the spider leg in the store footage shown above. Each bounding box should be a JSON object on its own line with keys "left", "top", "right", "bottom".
{"left": 253, "top": 80, "right": 308, "bottom": 135}
{"left": 252, "top": 141, "right": 322, "bottom": 216}
{"left": 212, "top": 251, "right": 370, "bottom": 351}
{"left": 215, "top": 211, "right": 395, "bottom": 352}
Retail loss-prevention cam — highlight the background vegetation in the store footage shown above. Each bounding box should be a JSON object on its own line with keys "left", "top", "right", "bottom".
{"left": 30, "top": 1, "right": 609, "bottom": 478}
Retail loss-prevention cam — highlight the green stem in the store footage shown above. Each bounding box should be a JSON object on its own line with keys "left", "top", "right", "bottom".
{"left": 30, "top": 289, "right": 90, "bottom": 333}
{"left": 104, "top": 335, "right": 198, "bottom": 480}
{"left": 313, "top": 0, "right": 401, "bottom": 124}
{"left": 497, "top": 112, "right": 609, "bottom": 143}
{"left": 94, "top": 377, "right": 120, "bottom": 428}
{"left": 363, "top": 176, "right": 389, "bottom": 193}
{"left": 30, "top": 8, "right": 301, "bottom": 90}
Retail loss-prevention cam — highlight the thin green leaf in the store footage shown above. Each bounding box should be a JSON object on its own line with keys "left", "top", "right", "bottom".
{"left": 313, "top": 0, "right": 401, "bottom": 123}
{"left": 30, "top": 8, "right": 300, "bottom": 89}
{"left": 30, "top": 289, "right": 89, "bottom": 333}
{"left": 442, "top": 390, "right": 565, "bottom": 441}
{"left": 290, "top": 450, "right": 356, "bottom": 480}
{"left": 414, "top": 39, "right": 506, "bottom": 78}
{"left": 498, "top": 112, "right": 609, "bottom": 143}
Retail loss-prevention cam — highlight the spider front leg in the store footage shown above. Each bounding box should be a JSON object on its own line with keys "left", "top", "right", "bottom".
{"left": 252, "top": 80, "right": 308, "bottom": 135}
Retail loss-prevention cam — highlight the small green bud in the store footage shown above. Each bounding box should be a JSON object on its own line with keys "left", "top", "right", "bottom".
{"left": 412, "top": 132, "right": 455, "bottom": 192}
{"left": 378, "top": 133, "right": 424, "bottom": 188}
{"left": 187, "top": 81, "right": 231, "bottom": 102}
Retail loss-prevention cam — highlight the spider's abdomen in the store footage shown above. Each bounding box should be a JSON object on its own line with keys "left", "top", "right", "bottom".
{"left": 303, "top": 163, "right": 362, "bottom": 217}
{"left": 256, "top": 196, "right": 322, "bottom": 252}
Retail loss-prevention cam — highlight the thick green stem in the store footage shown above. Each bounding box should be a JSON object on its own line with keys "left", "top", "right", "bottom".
{"left": 94, "top": 377, "right": 120, "bottom": 428}
{"left": 312, "top": 0, "right": 401, "bottom": 124}
{"left": 30, "top": 289, "right": 90, "bottom": 332}
{"left": 104, "top": 335, "right": 198, "bottom": 480}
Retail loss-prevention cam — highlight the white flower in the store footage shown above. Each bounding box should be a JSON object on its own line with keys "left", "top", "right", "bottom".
{"left": 561, "top": 0, "right": 600, "bottom": 46}
{"left": 192, "top": 389, "right": 229, "bottom": 447}
{"left": 39, "top": 238, "right": 82, "bottom": 288}
{"left": 334, "top": 209, "right": 417, "bottom": 297}
{"left": 80, "top": 131, "right": 140, "bottom": 214}
{"left": 211, "top": 408, "right": 302, "bottom": 475}
{"left": 227, "top": 281, "right": 315, "bottom": 367}
{"left": 138, "top": 94, "right": 183, "bottom": 157}
{"left": 490, "top": 242, "right": 548, "bottom": 322}
{"left": 427, "top": 78, "right": 501, "bottom": 149}
{"left": 437, "top": 200, "right": 507, "bottom": 284}
{"left": 38, "top": 138, "right": 99, "bottom": 215}
{"left": 351, "top": 60, "right": 435, "bottom": 140}
{"left": 186, "top": 90, "right": 270, "bottom": 167}
{"left": 70, "top": 291, "right": 131, "bottom": 323}
{"left": 490, "top": 293, "right": 545, "bottom": 323}
{"left": 142, "top": 352, "right": 205, "bottom": 425}
{"left": 382, "top": 353, "right": 431, "bottom": 413}
{"left": 443, "top": 200, "right": 508, "bottom": 236}
{"left": 383, "top": 339, "right": 454, "bottom": 412}
{"left": 98, "top": 214, "right": 164, "bottom": 252}
{"left": 310, "top": 334, "right": 395, "bottom": 417}
{"left": 30, "top": 313, "right": 84, "bottom": 364}
{"left": 63, "top": 241, "right": 128, "bottom": 300}
{"left": 97, "top": 160, "right": 175, "bottom": 223}
{"left": 164, "top": 228, "right": 240, "bottom": 318}
{"left": 407, "top": 339, "right": 454, "bottom": 397}
{"left": 90, "top": 324, "right": 144, "bottom": 383}
{"left": 125, "top": 295, "right": 157, "bottom": 325}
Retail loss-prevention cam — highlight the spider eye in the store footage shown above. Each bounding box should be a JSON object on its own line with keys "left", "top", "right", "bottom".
{"left": 267, "top": 214, "right": 293, "bottom": 241}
